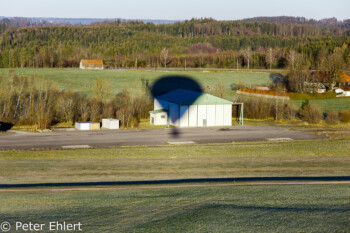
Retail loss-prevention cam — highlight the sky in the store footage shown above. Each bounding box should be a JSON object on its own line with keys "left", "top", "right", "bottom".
{"left": 0, "top": 0, "right": 349, "bottom": 21}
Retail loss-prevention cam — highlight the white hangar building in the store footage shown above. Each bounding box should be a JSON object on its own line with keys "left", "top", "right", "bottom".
{"left": 149, "top": 89, "right": 233, "bottom": 127}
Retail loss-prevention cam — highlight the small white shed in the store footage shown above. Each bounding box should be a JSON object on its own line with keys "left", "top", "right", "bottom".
{"left": 102, "top": 118, "right": 120, "bottom": 129}
{"left": 149, "top": 109, "right": 168, "bottom": 125}
{"left": 75, "top": 121, "right": 100, "bottom": 130}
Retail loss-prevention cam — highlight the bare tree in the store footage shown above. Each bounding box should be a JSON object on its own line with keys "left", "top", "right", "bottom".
{"left": 213, "top": 81, "right": 226, "bottom": 98}
{"left": 266, "top": 48, "right": 275, "bottom": 70}
{"left": 160, "top": 48, "right": 169, "bottom": 68}
{"left": 288, "top": 50, "right": 297, "bottom": 70}
{"left": 58, "top": 91, "right": 76, "bottom": 124}
{"left": 92, "top": 78, "right": 113, "bottom": 103}
{"left": 242, "top": 47, "right": 252, "bottom": 70}
{"left": 77, "top": 98, "right": 90, "bottom": 121}
{"left": 320, "top": 47, "right": 345, "bottom": 90}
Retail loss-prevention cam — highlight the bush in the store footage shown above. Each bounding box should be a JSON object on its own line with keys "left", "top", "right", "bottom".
{"left": 325, "top": 111, "right": 339, "bottom": 125}
{"left": 236, "top": 96, "right": 285, "bottom": 120}
{"left": 283, "top": 103, "right": 298, "bottom": 120}
{"left": 299, "top": 105, "right": 323, "bottom": 124}
{"left": 340, "top": 110, "right": 350, "bottom": 123}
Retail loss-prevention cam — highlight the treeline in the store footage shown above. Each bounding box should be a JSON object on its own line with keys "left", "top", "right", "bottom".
{"left": 0, "top": 18, "right": 349, "bottom": 69}
{"left": 0, "top": 72, "right": 152, "bottom": 129}
{"left": 244, "top": 16, "right": 350, "bottom": 29}
{"left": 236, "top": 96, "right": 350, "bottom": 125}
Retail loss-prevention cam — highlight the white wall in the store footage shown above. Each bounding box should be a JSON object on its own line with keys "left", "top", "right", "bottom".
{"left": 206, "top": 105, "right": 216, "bottom": 126}
{"left": 153, "top": 100, "right": 233, "bottom": 127}
{"left": 188, "top": 105, "right": 198, "bottom": 127}
{"left": 76, "top": 122, "right": 90, "bottom": 130}
{"left": 197, "top": 105, "right": 207, "bottom": 127}
{"left": 179, "top": 106, "right": 189, "bottom": 127}
{"left": 223, "top": 104, "right": 232, "bottom": 126}
{"left": 215, "top": 105, "right": 224, "bottom": 126}
{"left": 343, "top": 91, "right": 350, "bottom": 97}
{"left": 150, "top": 113, "right": 168, "bottom": 125}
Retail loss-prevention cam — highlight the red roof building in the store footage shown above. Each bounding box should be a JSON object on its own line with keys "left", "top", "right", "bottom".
{"left": 79, "top": 60, "right": 104, "bottom": 69}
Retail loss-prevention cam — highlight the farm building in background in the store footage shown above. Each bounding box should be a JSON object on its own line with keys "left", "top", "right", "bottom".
{"left": 79, "top": 60, "right": 104, "bottom": 69}
{"left": 150, "top": 89, "right": 233, "bottom": 128}
{"left": 337, "top": 71, "right": 350, "bottom": 90}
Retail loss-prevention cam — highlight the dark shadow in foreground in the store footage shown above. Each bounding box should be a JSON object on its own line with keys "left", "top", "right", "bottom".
{"left": 1, "top": 176, "right": 350, "bottom": 188}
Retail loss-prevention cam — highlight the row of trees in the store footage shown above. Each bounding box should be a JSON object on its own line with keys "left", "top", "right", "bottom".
{"left": 0, "top": 72, "right": 152, "bottom": 129}
{"left": 0, "top": 70, "right": 348, "bottom": 129}
{"left": 277, "top": 45, "right": 348, "bottom": 93}
{"left": 91, "top": 18, "right": 350, "bottom": 37}
{"left": 0, "top": 19, "right": 349, "bottom": 69}
{"left": 236, "top": 96, "right": 350, "bottom": 125}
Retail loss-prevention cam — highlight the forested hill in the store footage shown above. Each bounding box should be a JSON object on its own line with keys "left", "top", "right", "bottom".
{"left": 0, "top": 18, "right": 349, "bottom": 69}
{"left": 244, "top": 16, "right": 350, "bottom": 28}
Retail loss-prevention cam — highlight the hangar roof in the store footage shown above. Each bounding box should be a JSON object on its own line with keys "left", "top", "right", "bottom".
{"left": 149, "top": 109, "right": 168, "bottom": 114}
{"left": 156, "top": 89, "right": 233, "bottom": 105}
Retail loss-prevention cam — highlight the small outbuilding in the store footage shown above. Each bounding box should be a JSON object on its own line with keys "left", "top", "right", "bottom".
{"left": 151, "top": 89, "right": 233, "bottom": 128}
{"left": 149, "top": 109, "right": 168, "bottom": 125}
{"left": 79, "top": 60, "right": 104, "bottom": 70}
{"left": 75, "top": 121, "right": 100, "bottom": 130}
{"left": 102, "top": 118, "right": 120, "bottom": 129}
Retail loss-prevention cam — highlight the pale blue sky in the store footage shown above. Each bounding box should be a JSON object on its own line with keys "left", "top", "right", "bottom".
{"left": 1, "top": 0, "right": 349, "bottom": 20}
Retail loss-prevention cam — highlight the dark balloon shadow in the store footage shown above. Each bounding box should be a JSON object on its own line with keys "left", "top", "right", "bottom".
{"left": 0, "top": 121, "right": 13, "bottom": 132}
{"left": 150, "top": 76, "right": 203, "bottom": 137}
{"left": 151, "top": 75, "right": 203, "bottom": 97}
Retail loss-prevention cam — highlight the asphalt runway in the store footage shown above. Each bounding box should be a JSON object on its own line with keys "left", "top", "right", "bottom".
{"left": 0, "top": 125, "right": 324, "bottom": 150}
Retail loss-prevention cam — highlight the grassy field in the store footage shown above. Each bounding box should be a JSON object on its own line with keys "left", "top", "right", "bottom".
{"left": 1, "top": 127, "right": 350, "bottom": 232}
{"left": 1, "top": 68, "right": 348, "bottom": 112}
{"left": 1, "top": 138, "right": 350, "bottom": 184}
{"left": 290, "top": 97, "right": 350, "bottom": 113}
{"left": 1, "top": 184, "right": 350, "bottom": 232}
{"left": 0, "top": 68, "right": 274, "bottom": 95}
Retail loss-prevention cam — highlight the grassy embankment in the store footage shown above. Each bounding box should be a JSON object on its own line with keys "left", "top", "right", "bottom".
{"left": 1, "top": 137, "right": 350, "bottom": 184}
{"left": 1, "top": 184, "right": 350, "bottom": 232}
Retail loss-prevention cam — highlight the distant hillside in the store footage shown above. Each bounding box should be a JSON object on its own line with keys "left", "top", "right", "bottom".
{"left": 0, "top": 17, "right": 349, "bottom": 70}
{"left": 244, "top": 16, "right": 350, "bottom": 28}
{"left": 0, "top": 16, "right": 179, "bottom": 27}
{"left": 2, "top": 16, "right": 350, "bottom": 28}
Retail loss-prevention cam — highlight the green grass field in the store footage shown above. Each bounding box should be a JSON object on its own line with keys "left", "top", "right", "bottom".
{"left": 290, "top": 97, "right": 350, "bottom": 113}
{"left": 1, "top": 132, "right": 350, "bottom": 232}
{"left": 1, "top": 139, "right": 350, "bottom": 184}
{"left": 1, "top": 68, "right": 348, "bottom": 112}
{"left": 0, "top": 68, "right": 274, "bottom": 95}
{"left": 1, "top": 184, "right": 349, "bottom": 232}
